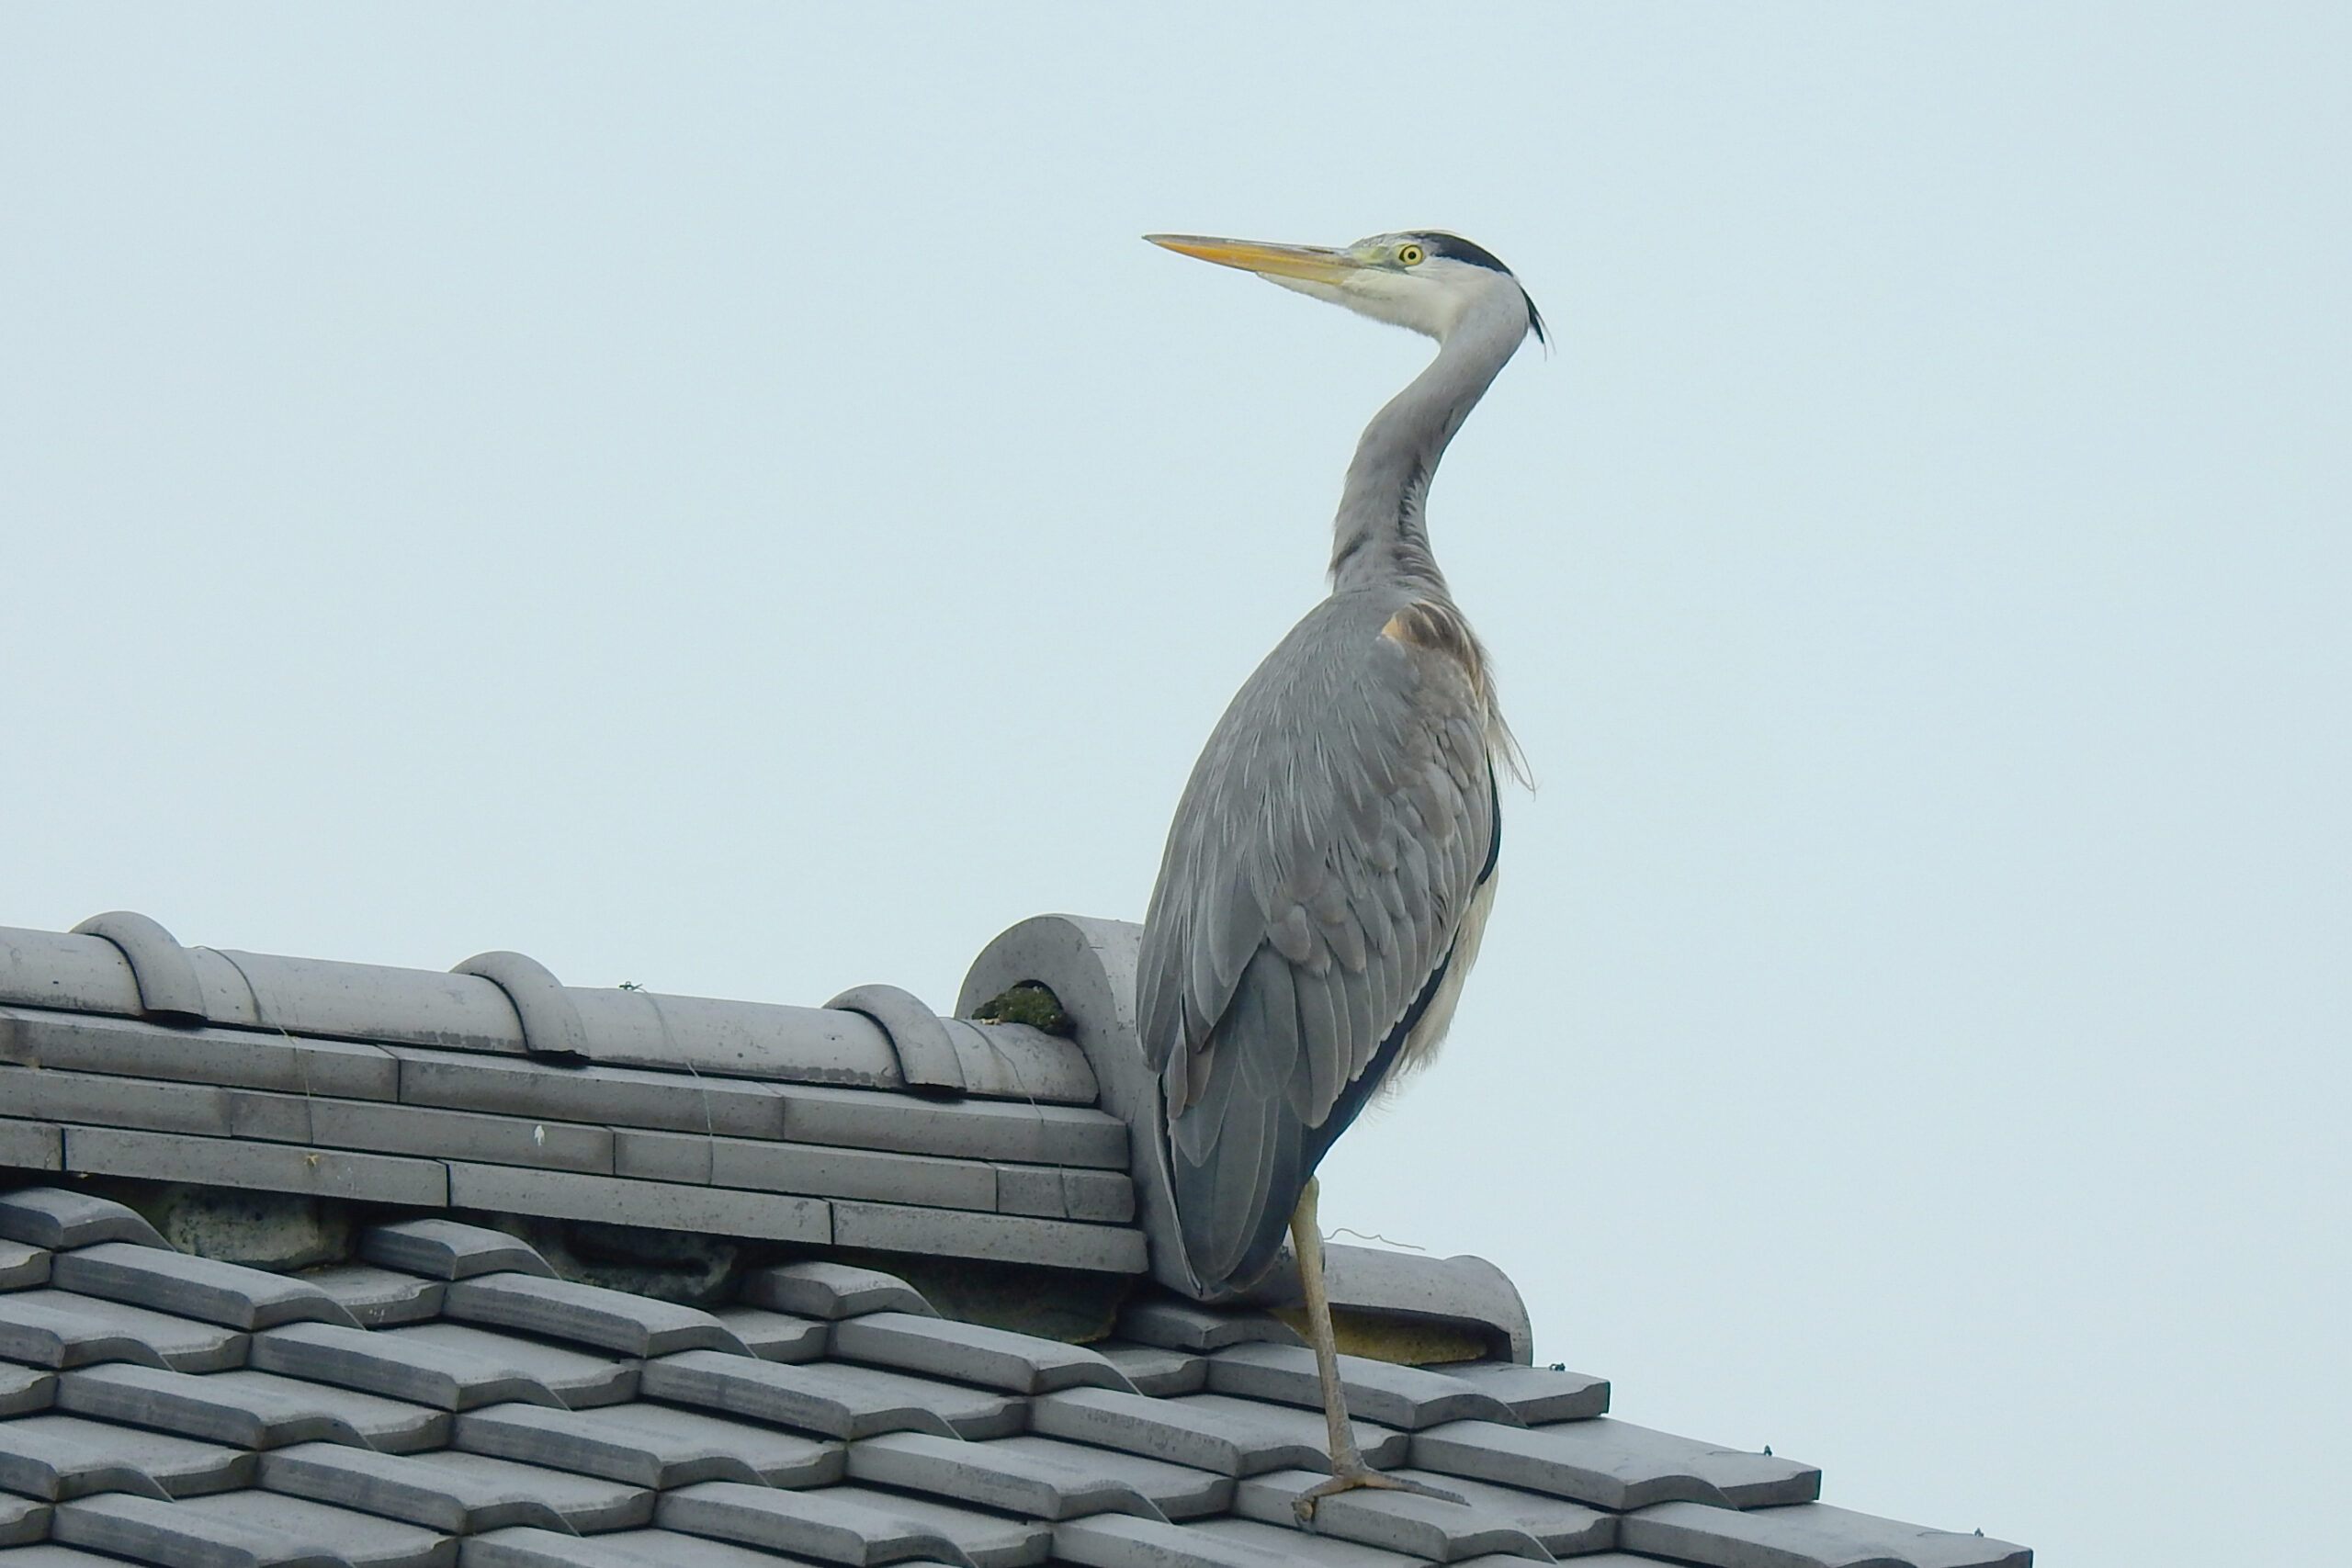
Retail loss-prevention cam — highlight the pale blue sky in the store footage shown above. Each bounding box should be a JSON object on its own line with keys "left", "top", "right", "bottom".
{"left": 5, "top": 6, "right": 2346, "bottom": 1562}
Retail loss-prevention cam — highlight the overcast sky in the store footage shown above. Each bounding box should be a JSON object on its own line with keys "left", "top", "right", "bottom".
{"left": 5, "top": 6, "right": 2346, "bottom": 1563}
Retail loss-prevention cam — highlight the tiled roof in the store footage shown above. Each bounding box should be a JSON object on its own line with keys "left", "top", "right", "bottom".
{"left": 0, "top": 1189, "right": 2027, "bottom": 1568}
{"left": 0, "top": 911, "right": 2032, "bottom": 1565}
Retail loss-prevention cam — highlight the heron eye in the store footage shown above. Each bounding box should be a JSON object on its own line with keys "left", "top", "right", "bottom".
{"left": 1397, "top": 243, "right": 1425, "bottom": 265}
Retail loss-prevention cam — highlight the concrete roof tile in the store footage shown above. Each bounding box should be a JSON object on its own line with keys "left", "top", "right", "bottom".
{"left": 741, "top": 1262, "right": 934, "bottom": 1321}
{"left": 460, "top": 1525, "right": 837, "bottom": 1568}
{"left": 1114, "top": 1301, "right": 1302, "bottom": 1355}
{"left": 639, "top": 1349, "right": 1019, "bottom": 1442}
{"left": 819, "top": 1486, "right": 1052, "bottom": 1568}
{"left": 1437, "top": 1364, "right": 1609, "bottom": 1425}
{"left": 778, "top": 1084, "right": 1126, "bottom": 1170}
{"left": 250, "top": 1323, "right": 562, "bottom": 1413}
{"left": 453, "top": 1401, "right": 842, "bottom": 1491}
{"left": 0, "top": 1247, "right": 47, "bottom": 1294}
{"left": 1382, "top": 1468, "right": 1617, "bottom": 1553}
{"left": 61, "top": 1126, "right": 449, "bottom": 1210}
{"left": 1027, "top": 1388, "right": 1396, "bottom": 1478}
{"left": 257, "top": 1442, "right": 577, "bottom": 1536}
{"left": 828, "top": 1201, "right": 1146, "bottom": 1275}
{"left": 980, "top": 1435, "right": 1230, "bottom": 1520}
{"left": 0, "top": 1416, "right": 254, "bottom": 1498}
{"left": 709, "top": 1307, "right": 826, "bottom": 1363}
{"left": 1620, "top": 1501, "right": 2032, "bottom": 1568}
{"left": 172, "top": 1488, "right": 457, "bottom": 1568}
{"left": 442, "top": 1167, "right": 829, "bottom": 1247}
{"left": 0, "top": 1496, "right": 46, "bottom": 1549}
{"left": 1054, "top": 1514, "right": 1338, "bottom": 1568}
{"left": 1230, "top": 1468, "right": 1555, "bottom": 1562}
{"left": 1204, "top": 1343, "right": 1519, "bottom": 1431}
{"left": 992, "top": 1166, "right": 1134, "bottom": 1224}
{"left": 1177, "top": 1395, "right": 1409, "bottom": 1472}
{"left": 359, "top": 1222, "right": 556, "bottom": 1283}
{"left": 442, "top": 1275, "right": 749, "bottom": 1360}
{"left": 381, "top": 1326, "right": 637, "bottom": 1412}
{"left": 0, "top": 1290, "right": 249, "bottom": 1372}
{"left": 320, "top": 1448, "right": 646, "bottom": 1535}
{"left": 655, "top": 1481, "right": 979, "bottom": 1567}
{"left": 389, "top": 1052, "right": 784, "bottom": 1141}
{"left": 313, "top": 1100, "right": 614, "bottom": 1177}
{"left": 4, "top": 1010, "right": 398, "bottom": 1102}
{"left": 1187, "top": 1518, "right": 1433, "bottom": 1567}
{"left": 0, "top": 1125, "right": 61, "bottom": 1178}
{"left": 0, "top": 1367, "right": 52, "bottom": 1418}
{"left": 847, "top": 1429, "right": 1167, "bottom": 1522}
{"left": 51, "top": 1244, "right": 358, "bottom": 1334}
{"left": 0, "top": 1189, "right": 164, "bottom": 1252}
{"left": 56, "top": 1363, "right": 420, "bottom": 1452}
{"left": 0, "top": 1415, "right": 173, "bottom": 1502}
{"left": 50, "top": 1490, "right": 346, "bottom": 1568}
{"left": 830, "top": 1311, "right": 1137, "bottom": 1395}
{"left": 1091, "top": 1342, "right": 1206, "bottom": 1397}
{"left": 1412, "top": 1418, "right": 1820, "bottom": 1512}
{"left": 691, "top": 1134, "right": 996, "bottom": 1211}
{"left": 303, "top": 1268, "right": 446, "bottom": 1330}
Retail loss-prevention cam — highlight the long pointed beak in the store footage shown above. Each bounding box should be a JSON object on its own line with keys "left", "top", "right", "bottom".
{"left": 1145, "top": 233, "right": 1359, "bottom": 285}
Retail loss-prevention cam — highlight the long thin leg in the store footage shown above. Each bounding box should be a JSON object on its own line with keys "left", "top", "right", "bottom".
{"left": 1287, "top": 1178, "right": 1464, "bottom": 1522}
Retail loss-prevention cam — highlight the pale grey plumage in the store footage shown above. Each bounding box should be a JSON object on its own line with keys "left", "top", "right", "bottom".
{"left": 1136, "top": 231, "right": 1541, "bottom": 1298}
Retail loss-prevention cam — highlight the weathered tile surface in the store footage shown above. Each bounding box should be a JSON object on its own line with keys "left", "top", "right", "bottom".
{"left": 1412, "top": 1417, "right": 1821, "bottom": 1511}
{"left": 1204, "top": 1342, "right": 1519, "bottom": 1431}
{"left": 454, "top": 1401, "right": 843, "bottom": 1490}
{"left": 848, "top": 1429, "right": 1169, "bottom": 1522}
{"left": 0, "top": 1189, "right": 164, "bottom": 1251}
{"left": 250, "top": 1321, "right": 561, "bottom": 1412}
{"left": 385, "top": 1325, "right": 638, "bottom": 1410}
{"left": 639, "top": 1349, "right": 1016, "bottom": 1440}
{"left": 52, "top": 1243, "right": 358, "bottom": 1333}
{"left": 830, "top": 1311, "right": 1136, "bottom": 1394}
{"left": 1438, "top": 1363, "right": 1611, "bottom": 1425}
{"left": 738, "top": 1261, "right": 933, "bottom": 1321}
{"left": 443, "top": 1274, "right": 749, "bottom": 1359}
{"left": 1621, "top": 1500, "right": 2033, "bottom": 1568}
{"left": 0, "top": 1290, "right": 249, "bottom": 1372}
{"left": 0, "top": 1415, "right": 255, "bottom": 1497}
{"left": 360, "top": 1221, "right": 556, "bottom": 1283}
{"left": 1230, "top": 1468, "right": 1553, "bottom": 1562}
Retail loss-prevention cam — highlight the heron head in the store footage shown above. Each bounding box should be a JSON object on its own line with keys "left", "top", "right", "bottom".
{"left": 1145, "top": 230, "right": 1545, "bottom": 346}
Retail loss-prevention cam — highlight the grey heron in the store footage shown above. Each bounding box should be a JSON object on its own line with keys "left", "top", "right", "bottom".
{"left": 1136, "top": 230, "right": 1542, "bottom": 1515}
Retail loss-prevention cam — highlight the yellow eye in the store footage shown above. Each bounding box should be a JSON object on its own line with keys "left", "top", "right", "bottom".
{"left": 1397, "top": 243, "right": 1425, "bottom": 265}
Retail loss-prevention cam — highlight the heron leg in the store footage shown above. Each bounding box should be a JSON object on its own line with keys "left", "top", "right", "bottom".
{"left": 1287, "top": 1177, "right": 1465, "bottom": 1522}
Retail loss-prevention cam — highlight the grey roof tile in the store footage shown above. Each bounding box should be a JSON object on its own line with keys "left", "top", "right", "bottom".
{"left": 639, "top": 1350, "right": 1015, "bottom": 1441}
{"left": 1092, "top": 1341, "right": 1206, "bottom": 1397}
{"left": 778, "top": 1084, "right": 1126, "bottom": 1170}
{"left": 740, "top": 1262, "right": 934, "bottom": 1321}
{"left": 172, "top": 1488, "right": 458, "bottom": 1568}
{"left": 847, "top": 1429, "right": 1168, "bottom": 1522}
{"left": 0, "top": 1367, "right": 51, "bottom": 1418}
{"left": 1027, "top": 1388, "right": 1398, "bottom": 1478}
{"left": 1320, "top": 1248, "right": 1535, "bottom": 1368}
{"left": 390, "top": 1052, "right": 785, "bottom": 1141}
{"left": 819, "top": 1486, "right": 1051, "bottom": 1568}
{"left": 1057, "top": 1513, "right": 1396, "bottom": 1568}
{"left": 0, "top": 1414, "right": 173, "bottom": 1501}
{"left": 257, "top": 1443, "right": 571, "bottom": 1536}
{"left": 0, "top": 1066, "right": 261, "bottom": 1143}
{"left": 0, "top": 1188, "right": 165, "bottom": 1251}
{"left": 992, "top": 1166, "right": 1134, "bottom": 1224}
{"left": 1230, "top": 1469, "right": 1554, "bottom": 1562}
{"left": 360, "top": 1222, "right": 557, "bottom": 1283}
{"left": 1204, "top": 1344, "right": 1519, "bottom": 1431}
{"left": 51, "top": 1243, "right": 360, "bottom": 1333}
{"left": 1178, "top": 1394, "right": 1409, "bottom": 1472}
{"left": 615, "top": 1131, "right": 998, "bottom": 1212}
{"left": 51, "top": 1490, "right": 346, "bottom": 1568}
{"left": 57, "top": 1363, "right": 403, "bottom": 1451}
{"left": 1114, "top": 1301, "right": 1302, "bottom": 1355}
{"left": 0, "top": 1125, "right": 62, "bottom": 1179}
{"left": 1202, "top": 1518, "right": 1480, "bottom": 1568}
{"left": 708, "top": 1307, "right": 825, "bottom": 1363}
{"left": 4, "top": 1009, "right": 398, "bottom": 1102}
{"left": 1438, "top": 1365, "right": 1609, "bottom": 1425}
{"left": 304, "top": 1267, "right": 447, "bottom": 1329}
{"left": 263, "top": 1444, "right": 651, "bottom": 1536}
{"left": 0, "top": 1496, "right": 46, "bottom": 1549}
{"left": 0, "top": 1416, "right": 255, "bottom": 1497}
{"left": 1620, "top": 1501, "right": 2032, "bottom": 1568}
{"left": 655, "top": 1481, "right": 980, "bottom": 1567}
{"left": 443, "top": 1166, "right": 829, "bottom": 1247}
{"left": 830, "top": 1201, "right": 1146, "bottom": 1275}
{"left": 1411, "top": 1418, "right": 1820, "bottom": 1512}
{"left": 62, "top": 1126, "right": 449, "bottom": 1210}
{"left": 250, "top": 1322, "right": 562, "bottom": 1413}
{"left": 830, "top": 1311, "right": 1136, "bottom": 1395}
{"left": 460, "top": 1525, "right": 841, "bottom": 1568}
{"left": 313, "top": 1100, "right": 615, "bottom": 1177}
{"left": 454, "top": 1402, "right": 842, "bottom": 1490}
{"left": 0, "top": 1241, "right": 46, "bottom": 1297}
{"left": 384, "top": 1326, "right": 638, "bottom": 1411}
{"left": 981, "top": 1436, "right": 1231, "bottom": 1520}
{"left": 1381, "top": 1469, "right": 1617, "bottom": 1553}
{"left": 443, "top": 1275, "right": 750, "bottom": 1360}
{"left": 0, "top": 1290, "right": 250, "bottom": 1372}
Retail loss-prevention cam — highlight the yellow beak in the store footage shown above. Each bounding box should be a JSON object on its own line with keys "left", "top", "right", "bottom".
{"left": 1144, "top": 233, "right": 1360, "bottom": 285}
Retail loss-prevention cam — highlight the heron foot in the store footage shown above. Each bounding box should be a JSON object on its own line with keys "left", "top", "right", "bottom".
{"left": 1293, "top": 1466, "right": 1466, "bottom": 1522}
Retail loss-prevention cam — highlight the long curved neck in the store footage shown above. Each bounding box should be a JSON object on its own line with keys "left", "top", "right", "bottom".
{"left": 1329, "top": 289, "right": 1530, "bottom": 596}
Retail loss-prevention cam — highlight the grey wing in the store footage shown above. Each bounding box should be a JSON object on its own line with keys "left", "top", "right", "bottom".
{"left": 1136, "top": 594, "right": 1499, "bottom": 1295}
